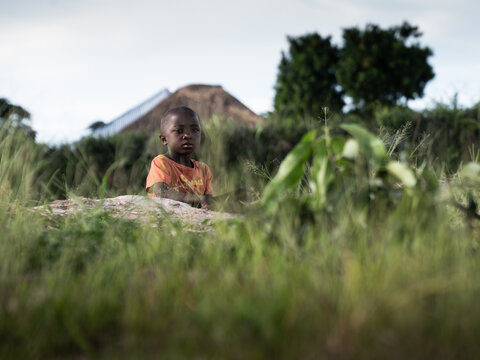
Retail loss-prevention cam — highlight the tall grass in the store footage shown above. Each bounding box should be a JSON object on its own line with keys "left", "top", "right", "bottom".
{"left": 0, "top": 122, "right": 43, "bottom": 203}
{"left": 1, "top": 118, "right": 480, "bottom": 359}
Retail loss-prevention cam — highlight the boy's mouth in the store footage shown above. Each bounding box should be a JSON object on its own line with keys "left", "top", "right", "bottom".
{"left": 182, "top": 143, "right": 193, "bottom": 148}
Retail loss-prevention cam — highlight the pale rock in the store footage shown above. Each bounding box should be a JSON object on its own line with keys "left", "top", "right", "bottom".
{"left": 34, "top": 195, "right": 239, "bottom": 230}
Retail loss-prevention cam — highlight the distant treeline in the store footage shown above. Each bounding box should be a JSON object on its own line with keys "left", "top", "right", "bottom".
{"left": 1, "top": 98, "right": 479, "bottom": 201}
{"left": 21, "top": 101, "right": 477, "bottom": 200}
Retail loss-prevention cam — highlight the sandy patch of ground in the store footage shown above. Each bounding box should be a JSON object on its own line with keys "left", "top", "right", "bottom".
{"left": 34, "top": 195, "right": 239, "bottom": 230}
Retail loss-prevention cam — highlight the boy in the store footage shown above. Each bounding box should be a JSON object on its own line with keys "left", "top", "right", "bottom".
{"left": 146, "top": 106, "right": 213, "bottom": 209}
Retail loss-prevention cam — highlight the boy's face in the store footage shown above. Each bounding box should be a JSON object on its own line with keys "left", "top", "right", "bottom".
{"left": 160, "top": 112, "right": 201, "bottom": 157}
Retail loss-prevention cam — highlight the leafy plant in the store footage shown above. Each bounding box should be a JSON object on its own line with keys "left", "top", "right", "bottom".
{"left": 261, "top": 123, "right": 419, "bottom": 215}
{"left": 3, "top": 111, "right": 480, "bottom": 359}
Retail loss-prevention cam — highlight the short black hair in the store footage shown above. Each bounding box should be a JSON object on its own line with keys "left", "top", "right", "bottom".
{"left": 160, "top": 106, "right": 200, "bottom": 133}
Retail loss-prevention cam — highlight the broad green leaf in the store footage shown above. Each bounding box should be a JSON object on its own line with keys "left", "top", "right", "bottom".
{"left": 330, "top": 136, "right": 346, "bottom": 155}
{"left": 342, "top": 139, "right": 359, "bottom": 160}
{"left": 312, "top": 137, "right": 328, "bottom": 158}
{"left": 273, "top": 129, "right": 316, "bottom": 179}
{"left": 310, "top": 145, "right": 334, "bottom": 210}
{"left": 386, "top": 161, "right": 417, "bottom": 188}
{"left": 261, "top": 130, "right": 317, "bottom": 212}
{"left": 340, "top": 123, "right": 388, "bottom": 166}
{"left": 309, "top": 138, "right": 327, "bottom": 194}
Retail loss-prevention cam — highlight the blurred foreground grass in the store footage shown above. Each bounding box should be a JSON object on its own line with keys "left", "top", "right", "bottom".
{"left": 1, "top": 120, "right": 480, "bottom": 359}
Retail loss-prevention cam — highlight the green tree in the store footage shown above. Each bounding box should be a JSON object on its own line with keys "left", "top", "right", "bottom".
{"left": 336, "top": 22, "right": 434, "bottom": 111}
{"left": 274, "top": 33, "right": 344, "bottom": 119}
{"left": 88, "top": 120, "right": 106, "bottom": 132}
{"left": 0, "top": 98, "right": 36, "bottom": 139}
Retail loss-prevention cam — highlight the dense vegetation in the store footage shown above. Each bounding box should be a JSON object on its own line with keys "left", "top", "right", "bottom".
{"left": 19, "top": 100, "right": 479, "bottom": 201}
{"left": 274, "top": 22, "right": 435, "bottom": 118}
{"left": 1, "top": 19, "right": 480, "bottom": 355}
{"left": 1, "top": 99, "right": 480, "bottom": 358}
{"left": 274, "top": 33, "right": 345, "bottom": 117}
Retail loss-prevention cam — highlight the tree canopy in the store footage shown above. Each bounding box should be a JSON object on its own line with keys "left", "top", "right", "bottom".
{"left": 88, "top": 120, "right": 106, "bottom": 132}
{"left": 274, "top": 33, "right": 344, "bottom": 119}
{"left": 336, "top": 22, "right": 435, "bottom": 110}
{"left": 0, "top": 98, "right": 36, "bottom": 139}
{"left": 0, "top": 98, "right": 30, "bottom": 122}
{"left": 273, "top": 22, "right": 435, "bottom": 117}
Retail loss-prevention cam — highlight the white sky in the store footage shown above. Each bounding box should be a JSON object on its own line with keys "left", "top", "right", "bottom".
{"left": 1, "top": 0, "right": 479, "bottom": 144}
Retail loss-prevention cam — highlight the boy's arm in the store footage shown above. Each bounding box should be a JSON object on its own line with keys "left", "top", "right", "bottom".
{"left": 152, "top": 182, "right": 211, "bottom": 208}
{"left": 202, "top": 194, "right": 213, "bottom": 210}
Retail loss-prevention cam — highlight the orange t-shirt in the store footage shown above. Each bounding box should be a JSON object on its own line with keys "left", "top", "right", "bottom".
{"left": 146, "top": 155, "right": 213, "bottom": 196}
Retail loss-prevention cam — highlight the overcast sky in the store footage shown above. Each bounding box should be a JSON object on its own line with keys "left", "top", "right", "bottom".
{"left": 1, "top": 0, "right": 479, "bottom": 143}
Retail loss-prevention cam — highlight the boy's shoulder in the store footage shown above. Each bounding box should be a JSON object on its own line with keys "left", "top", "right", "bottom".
{"left": 153, "top": 154, "right": 167, "bottom": 162}
{"left": 151, "top": 154, "right": 169, "bottom": 168}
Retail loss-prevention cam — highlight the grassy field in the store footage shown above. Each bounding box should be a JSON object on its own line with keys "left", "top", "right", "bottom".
{"left": 1, "top": 119, "right": 480, "bottom": 359}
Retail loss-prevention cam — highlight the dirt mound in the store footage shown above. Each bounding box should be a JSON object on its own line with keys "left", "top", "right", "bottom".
{"left": 122, "top": 84, "right": 262, "bottom": 133}
{"left": 34, "top": 195, "right": 239, "bottom": 231}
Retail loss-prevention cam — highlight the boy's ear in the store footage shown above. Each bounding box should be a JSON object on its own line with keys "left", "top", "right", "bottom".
{"left": 159, "top": 134, "right": 167, "bottom": 145}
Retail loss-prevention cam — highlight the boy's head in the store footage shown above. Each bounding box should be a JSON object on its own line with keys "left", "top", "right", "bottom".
{"left": 159, "top": 106, "right": 201, "bottom": 157}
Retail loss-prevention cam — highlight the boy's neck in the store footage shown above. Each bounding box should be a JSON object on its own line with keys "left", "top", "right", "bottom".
{"left": 165, "top": 152, "right": 194, "bottom": 168}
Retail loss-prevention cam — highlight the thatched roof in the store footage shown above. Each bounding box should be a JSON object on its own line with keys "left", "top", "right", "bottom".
{"left": 122, "top": 84, "right": 261, "bottom": 133}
